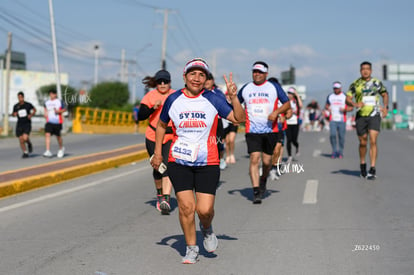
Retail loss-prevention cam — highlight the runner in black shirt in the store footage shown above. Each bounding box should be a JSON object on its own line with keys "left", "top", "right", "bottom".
{"left": 12, "top": 91, "right": 36, "bottom": 158}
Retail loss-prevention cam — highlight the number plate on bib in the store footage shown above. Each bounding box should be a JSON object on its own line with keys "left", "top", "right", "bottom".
{"left": 362, "top": 96, "right": 376, "bottom": 106}
{"left": 172, "top": 140, "right": 200, "bottom": 162}
{"left": 18, "top": 109, "right": 28, "bottom": 117}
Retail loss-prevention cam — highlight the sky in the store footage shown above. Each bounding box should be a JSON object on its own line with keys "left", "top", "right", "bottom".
{"left": 1, "top": 0, "right": 414, "bottom": 110}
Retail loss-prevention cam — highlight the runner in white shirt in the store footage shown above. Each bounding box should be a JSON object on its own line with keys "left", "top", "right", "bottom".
{"left": 237, "top": 61, "right": 291, "bottom": 204}
{"left": 43, "top": 89, "right": 66, "bottom": 158}
{"left": 325, "top": 81, "right": 353, "bottom": 159}
{"left": 150, "top": 58, "right": 245, "bottom": 264}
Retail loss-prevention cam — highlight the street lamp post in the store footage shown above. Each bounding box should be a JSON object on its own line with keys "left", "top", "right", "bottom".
{"left": 48, "top": 0, "right": 62, "bottom": 99}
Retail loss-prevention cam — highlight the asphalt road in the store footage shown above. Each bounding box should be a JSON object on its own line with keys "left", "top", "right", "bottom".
{"left": 0, "top": 129, "right": 413, "bottom": 274}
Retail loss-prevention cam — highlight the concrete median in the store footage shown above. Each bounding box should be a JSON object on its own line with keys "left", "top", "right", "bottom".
{"left": 0, "top": 144, "right": 149, "bottom": 199}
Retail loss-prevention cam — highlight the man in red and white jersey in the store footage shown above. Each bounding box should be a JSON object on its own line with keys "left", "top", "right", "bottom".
{"left": 325, "top": 81, "right": 353, "bottom": 159}
{"left": 237, "top": 61, "right": 291, "bottom": 204}
{"left": 43, "top": 89, "right": 66, "bottom": 158}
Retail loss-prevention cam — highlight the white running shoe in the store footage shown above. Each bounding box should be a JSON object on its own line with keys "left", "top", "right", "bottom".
{"left": 219, "top": 158, "right": 227, "bottom": 170}
{"left": 182, "top": 245, "right": 199, "bottom": 264}
{"left": 200, "top": 223, "right": 218, "bottom": 253}
{"left": 43, "top": 150, "right": 53, "bottom": 158}
{"left": 269, "top": 169, "right": 279, "bottom": 181}
{"left": 57, "top": 147, "right": 65, "bottom": 158}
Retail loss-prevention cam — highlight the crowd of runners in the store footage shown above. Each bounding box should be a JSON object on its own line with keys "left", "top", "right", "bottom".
{"left": 12, "top": 58, "right": 388, "bottom": 264}
{"left": 148, "top": 59, "right": 389, "bottom": 263}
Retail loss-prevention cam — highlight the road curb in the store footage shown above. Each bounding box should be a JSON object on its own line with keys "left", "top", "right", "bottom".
{"left": 0, "top": 149, "right": 149, "bottom": 199}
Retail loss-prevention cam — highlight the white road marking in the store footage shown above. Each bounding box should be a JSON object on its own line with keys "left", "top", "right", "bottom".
{"left": 313, "top": 149, "right": 321, "bottom": 157}
{"left": 303, "top": 180, "right": 319, "bottom": 204}
{"left": 319, "top": 137, "right": 326, "bottom": 143}
{"left": 0, "top": 167, "right": 146, "bottom": 213}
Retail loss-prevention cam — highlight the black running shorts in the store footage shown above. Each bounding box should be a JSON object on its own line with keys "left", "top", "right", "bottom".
{"left": 245, "top": 132, "right": 279, "bottom": 155}
{"left": 15, "top": 123, "right": 31, "bottom": 137}
{"left": 45, "top": 123, "right": 62, "bottom": 136}
{"left": 167, "top": 162, "right": 220, "bottom": 195}
{"left": 224, "top": 124, "right": 238, "bottom": 137}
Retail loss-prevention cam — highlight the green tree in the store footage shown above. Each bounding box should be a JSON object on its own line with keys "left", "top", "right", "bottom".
{"left": 36, "top": 84, "right": 78, "bottom": 115}
{"left": 87, "top": 81, "right": 129, "bottom": 109}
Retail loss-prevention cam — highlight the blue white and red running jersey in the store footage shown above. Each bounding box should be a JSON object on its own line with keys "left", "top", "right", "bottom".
{"left": 160, "top": 89, "right": 233, "bottom": 166}
{"left": 238, "top": 80, "right": 289, "bottom": 133}
{"left": 326, "top": 92, "right": 347, "bottom": 122}
{"left": 44, "top": 98, "right": 65, "bottom": 124}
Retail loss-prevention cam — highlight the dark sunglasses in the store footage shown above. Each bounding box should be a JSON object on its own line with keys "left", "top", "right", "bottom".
{"left": 156, "top": 79, "right": 170, "bottom": 85}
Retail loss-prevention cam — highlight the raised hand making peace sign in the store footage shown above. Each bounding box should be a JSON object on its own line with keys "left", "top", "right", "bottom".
{"left": 223, "top": 72, "right": 238, "bottom": 100}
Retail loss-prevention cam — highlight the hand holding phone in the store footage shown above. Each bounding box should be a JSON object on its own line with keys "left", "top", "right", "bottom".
{"left": 150, "top": 154, "right": 167, "bottom": 174}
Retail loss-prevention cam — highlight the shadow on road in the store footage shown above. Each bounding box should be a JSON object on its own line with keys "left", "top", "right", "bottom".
{"left": 228, "top": 187, "right": 279, "bottom": 202}
{"left": 156, "top": 231, "right": 238, "bottom": 258}
{"left": 331, "top": 169, "right": 360, "bottom": 177}
{"left": 321, "top": 153, "right": 334, "bottom": 158}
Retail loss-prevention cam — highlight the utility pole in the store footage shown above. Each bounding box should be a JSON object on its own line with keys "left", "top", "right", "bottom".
{"left": 120, "top": 49, "right": 125, "bottom": 82}
{"left": 2, "top": 32, "right": 12, "bottom": 136}
{"left": 161, "top": 9, "right": 168, "bottom": 70}
{"left": 48, "top": 0, "right": 62, "bottom": 99}
{"left": 0, "top": 58, "right": 4, "bottom": 121}
{"left": 94, "top": 45, "right": 99, "bottom": 85}
{"left": 132, "top": 54, "right": 138, "bottom": 104}
{"left": 157, "top": 9, "right": 173, "bottom": 70}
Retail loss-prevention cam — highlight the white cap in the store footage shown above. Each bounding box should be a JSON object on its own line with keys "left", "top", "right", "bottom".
{"left": 252, "top": 63, "right": 268, "bottom": 73}
{"left": 333, "top": 82, "right": 342, "bottom": 89}
{"left": 183, "top": 58, "right": 210, "bottom": 75}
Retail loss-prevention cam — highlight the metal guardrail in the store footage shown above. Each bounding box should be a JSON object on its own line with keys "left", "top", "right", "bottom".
{"left": 72, "top": 107, "right": 147, "bottom": 134}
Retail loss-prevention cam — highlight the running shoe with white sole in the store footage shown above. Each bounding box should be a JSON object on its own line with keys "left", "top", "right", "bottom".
{"left": 160, "top": 198, "right": 171, "bottom": 215}
{"left": 57, "top": 147, "right": 65, "bottom": 158}
{"left": 219, "top": 158, "right": 227, "bottom": 170}
{"left": 182, "top": 245, "right": 199, "bottom": 264}
{"left": 200, "top": 222, "right": 218, "bottom": 253}
{"left": 43, "top": 150, "right": 53, "bottom": 158}
{"left": 269, "top": 169, "right": 279, "bottom": 181}
{"left": 367, "top": 167, "right": 376, "bottom": 180}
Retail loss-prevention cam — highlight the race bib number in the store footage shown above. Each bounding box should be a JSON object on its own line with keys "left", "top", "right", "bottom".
{"left": 332, "top": 113, "right": 342, "bottom": 121}
{"left": 251, "top": 104, "right": 268, "bottom": 117}
{"left": 362, "top": 96, "right": 376, "bottom": 106}
{"left": 171, "top": 139, "right": 200, "bottom": 162}
{"left": 18, "top": 109, "right": 28, "bottom": 117}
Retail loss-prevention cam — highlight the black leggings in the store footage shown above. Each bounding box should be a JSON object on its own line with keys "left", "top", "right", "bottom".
{"left": 285, "top": 124, "right": 299, "bottom": 157}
